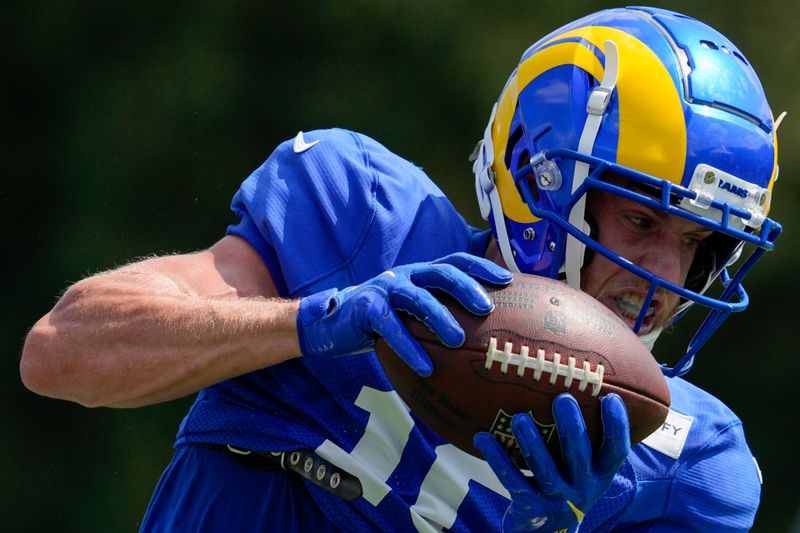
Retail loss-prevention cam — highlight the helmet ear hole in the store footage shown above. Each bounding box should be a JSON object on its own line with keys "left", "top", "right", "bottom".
{"left": 504, "top": 126, "right": 525, "bottom": 169}
{"left": 520, "top": 167, "right": 541, "bottom": 204}
{"left": 505, "top": 115, "right": 541, "bottom": 205}
{"left": 515, "top": 150, "right": 530, "bottom": 172}
{"left": 512, "top": 148, "right": 541, "bottom": 204}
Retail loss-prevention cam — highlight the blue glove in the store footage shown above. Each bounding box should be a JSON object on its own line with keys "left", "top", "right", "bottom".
{"left": 474, "top": 393, "right": 630, "bottom": 533}
{"left": 296, "top": 252, "right": 512, "bottom": 375}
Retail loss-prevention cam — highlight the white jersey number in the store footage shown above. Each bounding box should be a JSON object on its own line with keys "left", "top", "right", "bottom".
{"left": 316, "top": 387, "right": 509, "bottom": 532}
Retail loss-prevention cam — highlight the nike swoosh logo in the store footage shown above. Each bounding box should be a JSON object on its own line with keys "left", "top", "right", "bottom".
{"left": 293, "top": 131, "right": 319, "bottom": 153}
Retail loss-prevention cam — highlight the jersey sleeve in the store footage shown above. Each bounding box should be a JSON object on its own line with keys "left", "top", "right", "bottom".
{"left": 607, "top": 377, "right": 762, "bottom": 533}
{"left": 226, "top": 129, "right": 379, "bottom": 296}
{"left": 611, "top": 420, "right": 761, "bottom": 533}
{"left": 226, "top": 128, "right": 473, "bottom": 297}
{"left": 659, "top": 419, "right": 761, "bottom": 532}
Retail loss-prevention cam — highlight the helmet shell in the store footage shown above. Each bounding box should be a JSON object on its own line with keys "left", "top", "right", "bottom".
{"left": 488, "top": 6, "right": 778, "bottom": 275}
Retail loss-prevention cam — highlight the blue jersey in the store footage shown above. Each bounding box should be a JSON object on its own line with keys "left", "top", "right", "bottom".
{"left": 145, "top": 129, "right": 761, "bottom": 532}
{"left": 584, "top": 377, "right": 761, "bottom": 532}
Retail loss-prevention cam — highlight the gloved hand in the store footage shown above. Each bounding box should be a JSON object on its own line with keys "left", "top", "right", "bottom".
{"left": 296, "top": 252, "right": 512, "bottom": 375}
{"left": 474, "top": 393, "right": 630, "bottom": 533}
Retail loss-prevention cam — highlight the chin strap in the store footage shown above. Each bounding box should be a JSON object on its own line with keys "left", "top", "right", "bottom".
{"left": 474, "top": 40, "right": 620, "bottom": 282}
{"left": 565, "top": 40, "right": 619, "bottom": 290}
{"left": 638, "top": 326, "right": 662, "bottom": 351}
{"left": 473, "top": 103, "right": 520, "bottom": 273}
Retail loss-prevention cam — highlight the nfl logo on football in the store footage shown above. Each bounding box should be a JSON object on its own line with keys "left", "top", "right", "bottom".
{"left": 490, "top": 409, "right": 556, "bottom": 462}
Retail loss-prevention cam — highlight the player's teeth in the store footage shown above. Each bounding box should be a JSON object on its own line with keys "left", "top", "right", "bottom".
{"left": 615, "top": 292, "right": 652, "bottom": 319}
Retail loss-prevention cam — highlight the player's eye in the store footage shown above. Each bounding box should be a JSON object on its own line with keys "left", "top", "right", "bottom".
{"left": 681, "top": 235, "right": 701, "bottom": 247}
{"left": 624, "top": 213, "right": 654, "bottom": 231}
{"left": 681, "top": 231, "right": 713, "bottom": 248}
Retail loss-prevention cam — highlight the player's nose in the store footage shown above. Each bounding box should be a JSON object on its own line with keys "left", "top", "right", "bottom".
{"left": 634, "top": 231, "right": 685, "bottom": 288}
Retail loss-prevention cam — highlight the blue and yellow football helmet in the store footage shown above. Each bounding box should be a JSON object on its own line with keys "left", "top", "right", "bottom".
{"left": 472, "top": 6, "right": 782, "bottom": 376}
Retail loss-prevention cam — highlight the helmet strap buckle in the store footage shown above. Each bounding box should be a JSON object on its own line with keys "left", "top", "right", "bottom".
{"left": 587, "top": 86, "right": 613, "bottom": 115}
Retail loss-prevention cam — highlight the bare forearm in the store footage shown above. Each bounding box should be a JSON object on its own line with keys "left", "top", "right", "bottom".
{"left": 21, "top": 270, "right": 300, "bottom": 408}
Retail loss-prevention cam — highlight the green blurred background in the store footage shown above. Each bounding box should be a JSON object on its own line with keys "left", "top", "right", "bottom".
{"left": 4, "top": 1, "right": 799, "bottom": 531}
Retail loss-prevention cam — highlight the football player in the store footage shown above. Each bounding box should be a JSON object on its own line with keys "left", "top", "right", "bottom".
{"left": 21, "top": 6, "right": 779, "bottom": 532}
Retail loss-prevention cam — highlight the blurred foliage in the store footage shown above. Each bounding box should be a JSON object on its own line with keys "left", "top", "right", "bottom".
{"left": 4, "top": 1, "right": 799, "bottom": 531}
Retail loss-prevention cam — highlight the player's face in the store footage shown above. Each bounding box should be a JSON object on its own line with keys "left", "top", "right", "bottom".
{"left": 581, "top": 186, "right": 713, "bottom": 335}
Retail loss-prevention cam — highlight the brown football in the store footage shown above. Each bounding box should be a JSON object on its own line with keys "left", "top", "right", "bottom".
{"left": 375, "top": 273, "right": 670, "bottom": 465}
